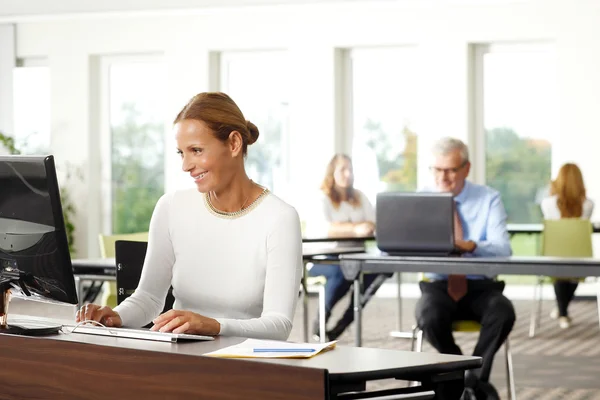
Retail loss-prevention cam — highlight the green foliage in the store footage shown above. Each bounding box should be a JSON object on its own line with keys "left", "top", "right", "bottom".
{"left": 357, "top": 121, "right": 550, "bottom": 224}
{"left": 58, "top": 165, "right": 82, "bottom": 254}
{"left": 111, "top": 102, "right": 164, "bottom": 234}
{"left": 486, "top": 127, "right": 551, "bottom": 223}
{"left": 361, "top": 119, "right": 418, "bottom": 191}
{"left": 0, "top": 133, "right": 20, "bottom": 155}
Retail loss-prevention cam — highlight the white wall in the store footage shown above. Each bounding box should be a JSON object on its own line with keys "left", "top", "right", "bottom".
{"left": 10, "top": 0, "right": 600, "bottom": 257}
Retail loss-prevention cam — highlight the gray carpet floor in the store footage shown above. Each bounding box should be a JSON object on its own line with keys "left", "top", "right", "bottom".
{"left": 288, "top": 295, "right": 600, "bottom": 400}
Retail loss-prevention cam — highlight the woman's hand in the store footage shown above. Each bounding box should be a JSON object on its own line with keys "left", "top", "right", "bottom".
{"left": 353, "top": 221, "right": 375, "bottom": 236}
{"left": 75, "top": 304, "right": 122, "bottom": 327}
{"left": 150, "top": 310, "right": 221, "bottom": 335}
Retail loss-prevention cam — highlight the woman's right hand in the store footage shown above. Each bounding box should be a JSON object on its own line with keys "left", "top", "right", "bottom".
{"left": 75, "top": 304, "right": 123, "bottom": 327}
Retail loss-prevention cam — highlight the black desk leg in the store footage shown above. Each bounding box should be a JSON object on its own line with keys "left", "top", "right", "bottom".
{"left": 421, "top": 371, "right": 465, "bottom": 400}
{"left": 353, "top": 273, "right": 363, "bottom": 347}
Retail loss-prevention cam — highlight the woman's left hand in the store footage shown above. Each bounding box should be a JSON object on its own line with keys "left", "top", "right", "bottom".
{"left": 150, "top": 310, "right": 221, "bottom": 335}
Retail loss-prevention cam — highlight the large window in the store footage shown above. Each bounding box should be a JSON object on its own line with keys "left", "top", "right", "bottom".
{"left": 349, "top": 47, "right": 419, "bottom": 202}
{"left": 220, "top": 51, "right": 290, "bottom": 194}
{"left": 12, "top": 60, "right": 51, "bottom": 154}
{"left": 477, "top": 44, "right": 556, "bottom": 223}
{"left": 102, "top": 56, "right": 166, "bottom": 234}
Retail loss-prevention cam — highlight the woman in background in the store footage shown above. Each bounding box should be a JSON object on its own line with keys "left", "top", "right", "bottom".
{"left": 307, "top": 154, "right": 383, "bottom": 341}
{"left": 541, "top": 163, "right": 594, "bottom": 329}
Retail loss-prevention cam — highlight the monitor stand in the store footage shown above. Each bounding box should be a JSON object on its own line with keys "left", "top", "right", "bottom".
{"left": 0, "top": 320, "right": 61, "bottom": 336}
{"left": 0, "top": 287, "right": 62, "bottom": 336}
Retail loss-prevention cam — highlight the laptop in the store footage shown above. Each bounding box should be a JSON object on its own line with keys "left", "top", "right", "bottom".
{"left": 63, "top": 324, "right": 215, "bottom": 343}
{"left": 376, "top": 192, "right": 461, "bottom": 256}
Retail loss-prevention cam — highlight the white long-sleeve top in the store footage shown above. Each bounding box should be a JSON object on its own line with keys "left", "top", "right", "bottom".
{"left": 113, "top": 188, "right": 303, "bottom": 341}
{"left": 305, "top": 190, "right": 375, "bottom": 236}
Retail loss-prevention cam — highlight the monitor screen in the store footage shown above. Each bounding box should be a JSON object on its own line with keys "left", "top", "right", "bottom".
{"left": 0, "top": 155, "right": 78, "bottom": 304}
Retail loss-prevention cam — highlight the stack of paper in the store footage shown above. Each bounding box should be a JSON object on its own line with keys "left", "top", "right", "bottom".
{"left": 205, "top": 338, "right": 337, "bottom": 359}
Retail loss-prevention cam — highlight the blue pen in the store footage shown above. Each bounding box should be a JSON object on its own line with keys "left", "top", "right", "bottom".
{"left": 253, "top": 348, "right": 316, "bottom": 353}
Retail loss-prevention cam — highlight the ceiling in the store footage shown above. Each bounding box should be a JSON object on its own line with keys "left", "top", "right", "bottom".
{"left": 0, "top": 0, "right": 365, "bottom": 18}
{"left": 0, "top": 0, "right": 528, "bottom": 19}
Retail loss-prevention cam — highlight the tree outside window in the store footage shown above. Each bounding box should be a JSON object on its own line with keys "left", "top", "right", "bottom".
{"left": 481, "top": 44, "right": 556, "bottom": 224}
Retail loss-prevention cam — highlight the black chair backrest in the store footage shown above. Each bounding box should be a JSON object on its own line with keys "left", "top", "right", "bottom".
{"left": 114, "top": 240, "right": 175, "bottom": 313}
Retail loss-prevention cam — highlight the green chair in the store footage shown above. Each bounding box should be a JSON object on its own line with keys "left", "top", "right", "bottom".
{"left": 98, "top": 232, "right": 149, "bottom": 308}
{"left": 529, "top": 219, "right": 593, "bottom": 337}
{"left": 411, "top": 275, "right": 517, "bottom": 400}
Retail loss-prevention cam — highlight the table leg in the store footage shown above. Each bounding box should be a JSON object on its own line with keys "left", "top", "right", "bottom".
{"left": 597, "top": 278, "right": 600, "bottom": 332}
{"left": 431, "top": 378, "right": 464, "bottom": 400}
{"left": 422, "top": 371, "right": 465, "bottom": 400}
{"left": 389, "top": 272, "right": 413, "bottom": 339}
{"left": 318, "top": 285, "right": 326, "bottom": 344}
{"left": 354, "top": 272, "right": 363, "bottom": 347}
{"left": 397, "top": 272, "right": 402, "bottom": 330}
{"left": 302, "top": 261, "right": 309, "bottom": 342}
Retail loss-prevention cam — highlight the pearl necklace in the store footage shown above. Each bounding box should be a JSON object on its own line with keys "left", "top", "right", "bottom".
{"left": 204, "top": 187, "right": 269, "bottom": 219}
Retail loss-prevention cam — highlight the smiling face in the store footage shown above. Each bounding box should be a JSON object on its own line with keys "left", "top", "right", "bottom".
{"left": 175, "top": 119, "right": 240, "bottom": 193}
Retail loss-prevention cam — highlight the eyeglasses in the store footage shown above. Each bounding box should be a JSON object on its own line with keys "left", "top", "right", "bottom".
{"left": 429, "top": 161, "right": 468, "bottom": 176}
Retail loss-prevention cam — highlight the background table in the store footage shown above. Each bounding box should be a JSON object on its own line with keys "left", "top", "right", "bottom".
{"left": 340, "top": 252, "right": 600, "bottom": 346}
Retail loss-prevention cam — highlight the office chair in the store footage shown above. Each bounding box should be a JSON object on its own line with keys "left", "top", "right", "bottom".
{"left": 98, "top": 232, "right": 149, "bottom": 308}
{"left": 114, "top": 240, "right": 175, "bottom": 317}
{"left": 529, "top": 219, "right": 593, "bottom": 337}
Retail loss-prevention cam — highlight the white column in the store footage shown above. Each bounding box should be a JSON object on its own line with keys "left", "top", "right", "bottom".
{"left": 48, "top": 53, "right": 92, "bottom": 258}
{"left": 163, "top": 48, "right": 212, "bottom": 193}
{"left": 416, "top": 41, "right": 471, "bottom": 189}
{"left": 0, "top": 24, "right": 15, "bottom": 136}
{"left": 286, "top": 46, "right": 338, "bottom": 218}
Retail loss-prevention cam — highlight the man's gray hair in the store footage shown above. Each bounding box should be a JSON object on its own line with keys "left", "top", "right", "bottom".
{"left": 432, "top": 137, "right": 470, "bottom": 163}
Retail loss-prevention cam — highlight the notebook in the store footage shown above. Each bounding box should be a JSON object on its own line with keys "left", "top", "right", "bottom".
{"left": 376, "top": 192, "right": 461, "bottom": 256}
{"left": 205, "top": 338, "right": 337, "bottom": 359}
{"left": 64, "top": 324, "right": 215, "bottom": 343}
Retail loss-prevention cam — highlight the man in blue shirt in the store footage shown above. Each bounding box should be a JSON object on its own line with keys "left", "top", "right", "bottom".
{"left": 415, "top": 137, "right": 515, "bottom": 399}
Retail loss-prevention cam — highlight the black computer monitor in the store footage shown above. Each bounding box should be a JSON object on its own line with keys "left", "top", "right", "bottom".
{"left": 0, "top": 155, "right": 78, "bottom": 334}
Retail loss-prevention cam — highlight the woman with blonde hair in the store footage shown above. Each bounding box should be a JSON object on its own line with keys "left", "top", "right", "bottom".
{"left": 541, "top": 163, "right": 594, "bottom": 328}
{"left": 306, "top": 154, "right": 382, "bottom": 341}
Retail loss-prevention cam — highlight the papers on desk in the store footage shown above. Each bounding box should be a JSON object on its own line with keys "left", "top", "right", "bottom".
{"left": 205, "top": 339, "right": 337, "bottom": 359}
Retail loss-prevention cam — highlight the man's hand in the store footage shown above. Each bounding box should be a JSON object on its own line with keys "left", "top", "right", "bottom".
{"left": 455, "top": 239, "right": 477, "bottom": 253}
{"left": 151, "top": 310, "right": 220, "bottom": 335}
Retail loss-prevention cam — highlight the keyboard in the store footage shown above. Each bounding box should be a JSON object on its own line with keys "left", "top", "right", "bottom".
{"left": 64, "top": 324, "right": 215, "bottom": 343}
